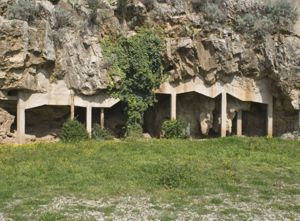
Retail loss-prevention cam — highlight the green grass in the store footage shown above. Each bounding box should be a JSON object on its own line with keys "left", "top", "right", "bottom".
{"left": 0, "top": 137, "right": 299, "bottom": 220}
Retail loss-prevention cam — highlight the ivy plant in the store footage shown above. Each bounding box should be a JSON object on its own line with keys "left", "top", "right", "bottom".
{"left": 101, "top": 28, "right": 164, "bottom": 136}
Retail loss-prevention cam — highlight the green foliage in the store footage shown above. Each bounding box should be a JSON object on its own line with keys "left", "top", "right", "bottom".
{"left": 161, "top": 119, "right": 187, "bottom": 139}
{"left": 236, "top": 14, "right": 275, "bottom": 39}
{"left": 254, "top": 17, "right": 276, "bottom": 38}
{"left": 87, "top": 0, "right": 105, "bottom": 24}
{"left": 191, "top": 0, "right": 226, "bottom": 23}
{"left": 53, "top": 7, "right": 74, "bottom": 29}
{"left": 7, "top": 0, "right": 40, "bottom": 23}
{"left": 203, "top": 3, "right": 226, "bottom": 23}
{"left": 92, "top": 124, "right": 114, "bottom": 140}
{"left": 126, "top": 124, "right": 143, "bottom": 139}
{"left": 38, "top": 212, "right": 65, "bottom": 221}
{"left": 158, "top": 163, "right": 193, "bottom": 189}
{"left": 235, "top": 0, "right": 298, "bottom": 38}
{"left": 265, "top": 0, "right": 298, "bottom": 27}
{"left": 236, "top": 13, "right": 256, "bottom": 33}
{"left": 60, "top": 120, "right": 89, "bottom": 142}
{"left": 87, "top": 0, "right": 101, "bottom": 11}
{"left": 101, "top": 28, "right": 164, "bottom": 136}
{"left": 0, "top": 138, "right": 300, "bottom": 219}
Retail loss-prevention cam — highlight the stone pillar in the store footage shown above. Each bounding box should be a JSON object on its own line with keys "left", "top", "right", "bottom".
{"left": 17, "top": 95, "right": 25, "bottom": 144}
{"left": 100, "top": 108, "right": 105, "bottom": 129}
{"left": 70, "top": 94, "right": 75, "bottom": 120}
{"left": 267, "top": 97, "right": 273, "bottom": 137}
{"left": 86, "top": 105, "right": 92, "bottom": 137}
{"left": 221, "top": 92, "right": 227, "bottom": 137}
{"left": 298, "top": 110, "right": 300, "bottom": 129}
{"left": 171, "top": 93, "right": 177, "bottom": 120}
{"left": 237, "top": 110, "right": 242, "bottom": 136}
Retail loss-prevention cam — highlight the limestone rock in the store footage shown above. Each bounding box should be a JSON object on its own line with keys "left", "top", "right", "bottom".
{"left": 281, "top": 131, "right": 300, "bottom": 141}
{"left": 0, "top": 107, "right": 14, "bottom": 140}
{"left": 0, "top": 17, "right": 55, "bottom": 92}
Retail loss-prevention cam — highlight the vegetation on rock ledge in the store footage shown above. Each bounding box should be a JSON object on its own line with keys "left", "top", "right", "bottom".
{"left": 101, "top": 28, "right": 164, "bottom": 136}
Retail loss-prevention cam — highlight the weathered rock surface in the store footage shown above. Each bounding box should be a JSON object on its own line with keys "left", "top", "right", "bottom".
{"left": 281, "top": 131, "right": 300, "bottom": 141}
{"left": 0, "top": 0, "right": 299, "bottom": 138}
{"left": 0, "top": 107, "right": 14, "bottom": 142}
{"left": 0, "top": 0, "right": 112, "bottom": 95}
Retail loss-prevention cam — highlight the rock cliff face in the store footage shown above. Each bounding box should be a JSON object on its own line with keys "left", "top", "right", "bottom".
{"left": 0, "top": 0, "right": 300, "bottom": 140}
{"left": 0, "top": 0, "right": 110, "bottom": 95}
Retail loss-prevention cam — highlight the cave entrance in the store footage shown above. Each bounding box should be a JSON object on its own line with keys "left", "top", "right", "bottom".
{"left": 74, "top": 106, "right": 86, "bottom": 125}
{"left": 104, "top": 102, "right": 127, "bottom": 138}
{"left": 25, "top": 105, "right": 70, "bottom": 138}
{"left": 177, "top": 92, "right": 215, "bottom": 138}
{"left": 0, "top": 100, "right": 17, "bottom": 134}
{"left": 144, "top": 94, "right": 171, "bottom": 137}
{"left": 242, "top": 102, "right": 267, "bottom": 136}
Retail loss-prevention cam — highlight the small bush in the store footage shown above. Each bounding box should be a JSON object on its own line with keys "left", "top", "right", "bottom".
{"left": 53, "top": 7, "right": 73, "bottom": 29}
{"left": 161, "top": 119, "right": 187, "bottom": 139}
{"left": 60, "top": 120, "right": 89, "bottom": 142}
{"left": 235, "top": 0, "right": 298, "bottom": 37}
{"left": 158, "top": 163, "right": 193, "bottom": 189}
{"left": 203, "top": 3, "right": 226, "bottom": 23}
{"left": 92, "top": 124, "right": 114, "bottom": 140}
{"left": 235, "top": 13, "right": 256, "bottom": 33}
{"left": 38, "top": 212, "right": 65, "bottom": 221}
{"left": 7, "top": 0, "right": 40, "bottom": 23}
{"left": 126, "top": 124, "right": 143, "bottom": 139}
{"left": 254, "top": 17, "right": 275, "bottom": 38}
{"left": 265, "top": 0, "right": 298, "bottom": 26}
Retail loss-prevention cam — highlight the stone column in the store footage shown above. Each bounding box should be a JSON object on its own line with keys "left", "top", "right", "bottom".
{"left": 70, "top": 94, "right": 75, "bottom": 120}
{"left": 17, "top": 94, "right": 25, "bottom": 144}
{"left": 86, "top": 105, "right": 92, "bottom": 137}
{"left": 237, "top": 110, "right": 242, "bottom": 136}
{"left": 100, "top": 108, "right": 105, "bottom": 129}
{"left": 267, "top": 97, "right": 273, "bottom": 137}
{"left": 171, "top": 93, "right": 177, "bottom": 120}
{"left": 298, "top": 110, "right": 300, "bottom": 129}
{"left": 221, "top": 92, "right": 227, "bottom": 137}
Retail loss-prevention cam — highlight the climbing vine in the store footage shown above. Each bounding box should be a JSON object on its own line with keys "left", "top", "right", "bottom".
{"left": 101, "top": 28, "right": 164, "bottom": 136}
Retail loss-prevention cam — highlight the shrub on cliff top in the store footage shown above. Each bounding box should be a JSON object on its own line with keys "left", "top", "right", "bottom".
{"left": 7, "top": 0, "right": 40, "bottom": 23}
{"left": 235, "top": 0, "right": 298, "bottom": 38}
{"left": 192, "top": 0, "right": 226, "bottom": 24}
{"left": 53, "top": 7, "right": 74, "bottom": 29}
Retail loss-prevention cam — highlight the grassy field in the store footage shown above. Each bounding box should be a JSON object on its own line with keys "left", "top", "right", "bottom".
{"left": 0, "top": 137, "right": 299, "bottom": 220}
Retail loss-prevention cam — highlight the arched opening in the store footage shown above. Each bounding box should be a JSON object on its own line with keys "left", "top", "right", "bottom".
{"left": 144, "top": 94, "right": 171, "bottom": 137}
{"left": 242, "top": 102, "right": 267, "bottom": 136}
{"left": 105, "top": 102, "right": 127, "bottom": 137}
{"left": 25, "top": 105, "right": 69, "bottom": 139}
{"left": 177, "top": 92, "right": 215, "bottom": 138}
{"left": 74, "top": 106, "right": 86, "bottom": 126}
